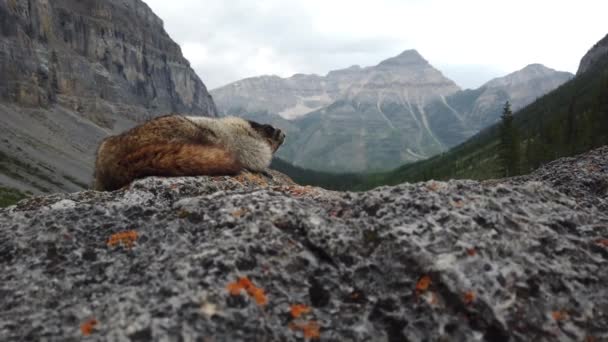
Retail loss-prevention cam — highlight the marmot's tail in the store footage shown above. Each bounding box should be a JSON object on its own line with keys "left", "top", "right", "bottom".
{"left": 96, "top": 143, "right": 241, "bottom": 191}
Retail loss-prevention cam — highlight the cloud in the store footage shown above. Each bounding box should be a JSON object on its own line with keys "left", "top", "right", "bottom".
{"left": 143, "top": 0, "right": 608, "bottom": 89}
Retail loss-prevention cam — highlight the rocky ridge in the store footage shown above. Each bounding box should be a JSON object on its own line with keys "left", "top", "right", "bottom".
{"left": 429, "top": 63, "right": 573, "bottom": 133}
{"left": 0, "top": 0, "right": 216, "bottom": 193}
{"left": 577, "top": 33, "right": 608, "bottom": 75}
{"left": 212, "top": 50, "right": 459, "bottom": 121}
{"left": 214, "top": 51, "right": 572, "bottom": 172}
{"left": 1, "top": 146, "right": 607, "bottom": 341}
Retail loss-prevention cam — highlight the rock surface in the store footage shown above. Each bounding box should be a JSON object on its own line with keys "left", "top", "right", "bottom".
{"left": 0, "top": 0, "right": 216, "bottom": 193}
{"left": 1, "top": 147, "right": 607, "bottom": 341}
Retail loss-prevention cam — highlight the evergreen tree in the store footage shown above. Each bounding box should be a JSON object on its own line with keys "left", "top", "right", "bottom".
{"left": 499, "top": 101, "right": 520, "bottom": 177}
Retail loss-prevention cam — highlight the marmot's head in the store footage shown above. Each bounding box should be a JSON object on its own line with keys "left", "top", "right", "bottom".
{"left": 248, "top": 120, "right": 286, "bottom": 152}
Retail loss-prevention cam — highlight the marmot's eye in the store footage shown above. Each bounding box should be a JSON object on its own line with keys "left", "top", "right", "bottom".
{"left": 263, "top": 125, "right": 274, "bottom": 135}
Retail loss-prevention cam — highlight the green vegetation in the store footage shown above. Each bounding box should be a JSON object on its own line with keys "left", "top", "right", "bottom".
{"left": 0, "top": 186, "right": 27, "bottom": 207}
{"left": 499, "top": 101, "right": 520, "bottom": 177}
{"left": 270, "top": 158, "right": 367, "bottom": 191}
{"left": 274, "top": 51, "right": 608, "bottom": 190}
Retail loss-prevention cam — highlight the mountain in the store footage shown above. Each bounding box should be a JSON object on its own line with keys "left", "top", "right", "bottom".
{"left": 280, "top": 50, "right": 462, "bottom": 172}
{"left": 0, "top": 0, "right": 216, "bottom": 194}
{"left": 426, "top": 64, "right": 573, "bottom": 135}
{"left": 577, "top": 33, "right": 608, "bottom": 75}
{"left": 212, "top": 50, "right": 459, "bottom": 122}
{"left": 214, "top": 50, "right": 461, "bottom": 172}
{"left": 212, "top": 73, "right": 333, "bottom": 120}
{"left": 214, "top": 51, "right": 572, "bottom": 173}
{"left": 368, "top": 33, "right": 608, "bottom": 187}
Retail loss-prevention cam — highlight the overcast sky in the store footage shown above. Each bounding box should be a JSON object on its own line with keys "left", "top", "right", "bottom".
{"left": 143, "top": 0, "right": 607, "bottom": 90}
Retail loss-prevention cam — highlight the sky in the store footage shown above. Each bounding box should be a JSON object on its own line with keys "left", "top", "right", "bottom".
{"left": 143, "top": 0, "right": 608, "bottom": 90}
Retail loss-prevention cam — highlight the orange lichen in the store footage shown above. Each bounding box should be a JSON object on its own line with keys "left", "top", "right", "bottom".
{"left": 595, "top": 239, "right": 608, "bottom": 247}
{"left": 289, "top": 321, "right": 320, "bottom": 339}
{"left": 238, "top": 277, "right": 253, "bottom": 289}
{"left": 290, "top": 304, "right": 312, "bottom": 318}
{"left": 231, "top": 208, "right": 248, "bottom": 218}
{"left": 466, "top": 248, "right": 477, "bottom": 256}
{"left": 226, "top": 282, "right": 243, "bottom": 296}
{"left": 234, "top": 173, "right": 268, "bottom": 187}
{"left": 416, "top": 275, "right": 432, "bottom": 293}
{"left": 80, "top": 318, "right": 98, "bottom": 336}
{"left": 107, "top": 230, "right": 138, "bottom": 248}
{"left": 248, "top": 286, "right": 268, "bottom": 306}
{"left": 584, "top": 335, "right": 597, "bottom": 342}
{"left": 463, "top": 291, "right": 475, "bottom": 305}
{"left": 226, "top": 277, "right": 267, "bottom": 306}
{"left": 302, "top": 321, "right": 320, "bottom": 339}
{"left": 552, "top": 310, "right": 568, "bottom": 321}
{"left": 226, "top": 277, "right": 251, "bottom": 294}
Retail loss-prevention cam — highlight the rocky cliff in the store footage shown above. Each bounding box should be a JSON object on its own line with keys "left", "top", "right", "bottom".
{"left": 577, "top": 33, "right": 608, "bottom": 75}
{"left": 1, "top": 146, "right": 607, "bottom": 341}
{"left": 0, "top": 0, "right": 217, "bottom": 193}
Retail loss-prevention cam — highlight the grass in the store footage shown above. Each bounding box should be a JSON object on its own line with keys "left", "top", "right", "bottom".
{"left": 0, "top": 186, "right": 27, "bottom": 208}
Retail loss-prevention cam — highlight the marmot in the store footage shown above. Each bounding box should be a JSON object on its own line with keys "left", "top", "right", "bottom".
{"left": 93, "top": 115, "right": 286, "bottom": 191}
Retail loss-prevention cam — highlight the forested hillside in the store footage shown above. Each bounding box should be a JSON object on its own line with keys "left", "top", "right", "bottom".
{"left": 368, "top": 47, "right": 608, "bottom": 187}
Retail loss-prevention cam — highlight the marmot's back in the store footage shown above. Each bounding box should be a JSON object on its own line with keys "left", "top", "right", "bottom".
{"left": 93, "top": 115, "right": 285, "bottom": 191}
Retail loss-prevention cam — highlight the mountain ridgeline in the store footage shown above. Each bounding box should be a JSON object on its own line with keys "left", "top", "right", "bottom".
{"left": 213, "top": 51, "right": 572, "bottom": 173}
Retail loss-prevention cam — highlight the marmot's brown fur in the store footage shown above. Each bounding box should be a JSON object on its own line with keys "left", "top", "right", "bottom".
{"left": 93, "top": 115, "right": 285, "bottom": 191}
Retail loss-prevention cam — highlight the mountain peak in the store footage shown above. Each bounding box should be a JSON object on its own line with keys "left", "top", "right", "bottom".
{"left": 378, "top": 49, "right": 428, "bottom": 67}
{"left": 397, "top": 49, "right": 423, "bottom": 59}
{"left": 522, "top": 63, "right": 550, "bottom": 71}
{"left": 484, "top": 64, "right": 572, "bottom": 89}
{"left": 518, "top": 63, "right": 561, "bottom": 75}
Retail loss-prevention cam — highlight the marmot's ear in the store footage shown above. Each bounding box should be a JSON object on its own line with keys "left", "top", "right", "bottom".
{"left": 247, "top": 120, "right": 263, "bottom": 130}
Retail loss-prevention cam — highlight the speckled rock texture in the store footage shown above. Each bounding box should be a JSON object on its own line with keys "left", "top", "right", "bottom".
{"left": 1, "top": 149, "right": 608, "bottom": 342}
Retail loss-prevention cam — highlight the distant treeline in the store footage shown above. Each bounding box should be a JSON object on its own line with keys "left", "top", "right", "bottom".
{"left": 270, "top": 158, "right": 368, "bottom": 191}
